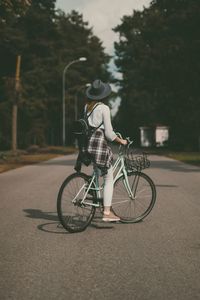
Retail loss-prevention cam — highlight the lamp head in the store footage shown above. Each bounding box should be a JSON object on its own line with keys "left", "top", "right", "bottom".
{"left": 79, "top": 57, "right": 87, "bottom": 62}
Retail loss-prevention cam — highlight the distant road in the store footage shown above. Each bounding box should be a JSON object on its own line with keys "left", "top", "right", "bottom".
{"left": 0, "top": 153, "right": 200, "bottom": 300}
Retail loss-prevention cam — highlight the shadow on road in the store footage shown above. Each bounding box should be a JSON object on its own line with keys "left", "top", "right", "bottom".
{"left": 23, "top": 209, "right": 70, "bottom": 234}
{"left": 23, "top": 209, "right": 115, "bottom": 234}
{"left": 24, "top": 209, "right": 58, "bottom": 221}
{"left": 37, "top": 222, "right": 71, "bottom": 234}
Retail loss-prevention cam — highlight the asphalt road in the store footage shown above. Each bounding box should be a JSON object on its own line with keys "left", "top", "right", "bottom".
{"left": 0, "top": 153, "right": 200, "bottom": 300}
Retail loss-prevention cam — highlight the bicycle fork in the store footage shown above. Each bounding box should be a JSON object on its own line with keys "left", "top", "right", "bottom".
{"left": 123, "top": 171, "right": 141, "bottom": 200}
{"left": 114, "top": 156, "right": 136, "bottom": 199}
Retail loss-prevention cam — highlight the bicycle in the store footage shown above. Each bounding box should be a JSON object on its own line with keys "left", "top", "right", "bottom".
{"left": 57, "top": 135, "right": 156, "bottom": 233}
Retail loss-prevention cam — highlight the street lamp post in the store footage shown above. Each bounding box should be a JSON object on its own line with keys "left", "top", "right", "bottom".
{"left": 62, "top": 57, "right": 87, "bottom": 146}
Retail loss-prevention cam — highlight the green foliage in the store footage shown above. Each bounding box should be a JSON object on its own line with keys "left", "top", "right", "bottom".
{"left": 0, "top": 1, "right": 111, "bottom": 149}
{"left": 114, "top": 0, "right": 200, "bottom": 149}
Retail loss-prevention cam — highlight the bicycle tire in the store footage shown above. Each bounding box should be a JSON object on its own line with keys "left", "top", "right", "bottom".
{"left": 112, "top": 171, "right": 156, "bottom": 223}
{"left": 57, "top": 172, "right": 96, "bottom": 233}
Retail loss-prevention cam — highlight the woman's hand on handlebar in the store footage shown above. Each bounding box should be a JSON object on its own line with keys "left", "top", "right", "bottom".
{"left": 120, "top": 137, "right": 133, "bottom": 147}
{"left": 114, "top": 133, "right": 133, "bottom": 146}
{"left": 120, "top": 139, "right": 128, "bottom": 146}
{"left": 114, "top": 135, "right": 128, "bottom": 145}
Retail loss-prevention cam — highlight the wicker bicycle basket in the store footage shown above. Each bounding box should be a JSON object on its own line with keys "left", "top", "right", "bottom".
{"left": 125, "top": 148, "right": 150, "bottom": 171}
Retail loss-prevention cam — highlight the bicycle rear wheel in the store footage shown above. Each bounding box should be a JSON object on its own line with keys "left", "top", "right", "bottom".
{"left": 57, "top": 173, "right": 96, "bottom": 233}
{"left": 112, "top": 172, "right": 156, "bottom": 223}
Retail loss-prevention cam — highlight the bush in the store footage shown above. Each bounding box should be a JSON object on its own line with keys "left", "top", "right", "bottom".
{"left": 27, "top": 145, "right": 40, "bottom": 153}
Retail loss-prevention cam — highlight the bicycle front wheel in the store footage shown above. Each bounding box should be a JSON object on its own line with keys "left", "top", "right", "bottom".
{"left": 57, "top": 173, "right": 96, "bottom": 233}
{"left": 112, "top": 172, "right": 156, "bottom": 223}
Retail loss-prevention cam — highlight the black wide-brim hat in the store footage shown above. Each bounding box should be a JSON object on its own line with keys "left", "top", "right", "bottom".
{"left": 86, "top": 79, "right": 112, "bottom": 100}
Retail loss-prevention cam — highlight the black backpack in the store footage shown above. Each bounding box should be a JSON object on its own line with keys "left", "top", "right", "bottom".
{"left": 73, "top": 103, "right": 103, "bottom": 171}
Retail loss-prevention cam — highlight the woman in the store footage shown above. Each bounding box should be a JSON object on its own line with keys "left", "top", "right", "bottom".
{"left": 86, "top": 79, "right": 127, "bottom": 222}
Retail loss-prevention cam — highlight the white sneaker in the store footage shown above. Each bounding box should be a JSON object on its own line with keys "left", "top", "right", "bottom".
{"left": 102, "top": 212, "right": 120, "bottom": 222}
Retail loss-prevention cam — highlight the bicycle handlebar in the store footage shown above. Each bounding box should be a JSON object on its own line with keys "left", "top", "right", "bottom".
{"left": 115, "top": 132, "right": 133, "bottom": 154}
{"left": 125, "top": 137, "right": 133, "bottom": 146}
{"left": 116, "top": 132, "right": 123, "bottom": 139}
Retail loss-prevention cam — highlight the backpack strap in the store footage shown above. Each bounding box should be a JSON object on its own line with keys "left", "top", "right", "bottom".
{"left": 84, "top": 102, "right": 101, "bottom": 120}
{"left": 84, "top": 103, "right": 103, "bottom": 129}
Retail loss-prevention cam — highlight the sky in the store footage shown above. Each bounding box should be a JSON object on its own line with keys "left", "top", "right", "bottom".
{"left": 56, "top": 0, "right": 151, "bottom": 114}
{"left": 56, "top": 0, "right": 151, "bottom": 55}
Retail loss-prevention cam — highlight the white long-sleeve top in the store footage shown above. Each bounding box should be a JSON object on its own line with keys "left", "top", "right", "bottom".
{"left": 86, "top": 103, "right": 117, "bottom": 142}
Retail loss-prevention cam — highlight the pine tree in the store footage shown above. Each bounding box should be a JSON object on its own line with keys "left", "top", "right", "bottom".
{"left": 114, "top": 0, "right": 200, "bottom": 149}
{"left": 0, "top": 2, "right": 112, "bottom": 149}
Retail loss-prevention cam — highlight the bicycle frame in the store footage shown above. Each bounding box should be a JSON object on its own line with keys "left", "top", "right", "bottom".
{"left": 78, "top": 147, "right": 134, "bottom": 207}
{"left": 58, "top": 139, "right": 156, "bottom": 232}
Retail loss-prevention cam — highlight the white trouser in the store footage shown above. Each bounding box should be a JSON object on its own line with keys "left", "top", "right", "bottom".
{"left": 94, "top": 166, "right": 113, "bottom": 207}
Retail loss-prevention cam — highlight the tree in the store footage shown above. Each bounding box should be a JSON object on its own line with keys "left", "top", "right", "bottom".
{"left": 54, "top": 10, "right": 112, "bottom": 144}
{"left": 114, "top": 0, "right": 200, "bottom": 149}
{"left": 0, "top": 0, "right": 29, "bottom": 149}
{"left": 0, "top": 2, "right": 112, "bottom": 149}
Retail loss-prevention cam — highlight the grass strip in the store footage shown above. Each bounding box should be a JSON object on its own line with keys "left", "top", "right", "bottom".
{"left": 166, "top": 152, "right": 200, "bottom": 167}
{"left": 0, "top": 146, "right": 76, "bottom": 174}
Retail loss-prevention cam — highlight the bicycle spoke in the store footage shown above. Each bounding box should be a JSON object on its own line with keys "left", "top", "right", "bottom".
{"left": 112, "top": 172, "right": 156, "bottom": 222}
{"left": 57, "top": 173, "right": 96, "bottom": 233}
{"left": 112, "top": 199, "right": 130, "bottom": 205}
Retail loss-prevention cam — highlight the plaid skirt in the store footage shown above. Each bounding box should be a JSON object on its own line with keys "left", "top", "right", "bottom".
{"left": 87, "top": 128, "right": 113, "bottom": 175}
